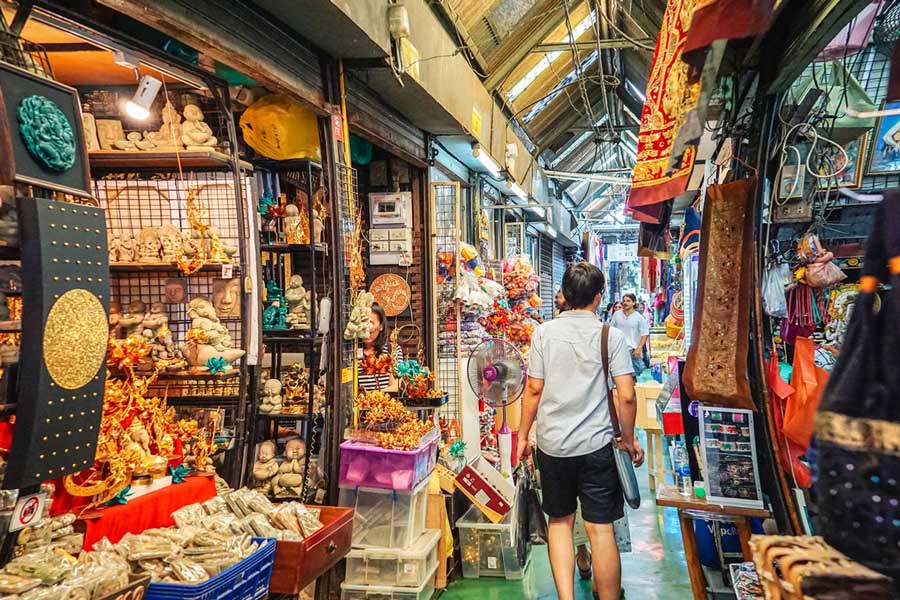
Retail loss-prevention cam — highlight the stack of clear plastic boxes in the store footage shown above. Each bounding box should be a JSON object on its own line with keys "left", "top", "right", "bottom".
{"left": 339, "top": 439, "right": 441, "bottom": 599}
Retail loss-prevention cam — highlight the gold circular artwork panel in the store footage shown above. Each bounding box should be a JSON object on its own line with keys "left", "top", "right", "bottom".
{"left": 43, "top": 289, "right": 107, "bottom": 390}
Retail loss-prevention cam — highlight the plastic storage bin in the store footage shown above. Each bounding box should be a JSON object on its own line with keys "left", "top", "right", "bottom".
{"left": 339, "top": 435, "right": 438, "bottom": 491}
{"left": 340, "top": 565, "right": 437, "bottom": 600}
{"left": 145, "top": 537, "right": 276, "bottom": 600}
{"left": 339, "top": 479, "right": 429, "bottom": 549}
{"left": 456, "top": 505, "right": 529, "bottom": 580}
{"left": 345, "top": 529, "right": 441, "bottom": 587}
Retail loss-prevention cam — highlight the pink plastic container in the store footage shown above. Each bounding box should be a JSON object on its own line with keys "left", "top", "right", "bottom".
{"left": 339, "top": 435, "right": 438, "bottom": 491}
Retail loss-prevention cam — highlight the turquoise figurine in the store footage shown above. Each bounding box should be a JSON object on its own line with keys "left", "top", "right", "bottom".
{"left": 263, "top": 280, "right": 288, "bottom": 329}
{"left": 17, "top": 95, "right": 76, "bottom": 172}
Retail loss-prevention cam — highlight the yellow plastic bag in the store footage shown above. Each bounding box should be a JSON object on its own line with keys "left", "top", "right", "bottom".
{"left": 239, "top": 95, "right": 321, "bottom": 161}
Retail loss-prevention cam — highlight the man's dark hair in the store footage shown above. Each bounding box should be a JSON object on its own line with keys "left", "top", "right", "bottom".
{"left": 623, "top": 292, "right": 637, "bottom": 303}
{"left": 562, "top": 263, "right": 605, "bottom": 309}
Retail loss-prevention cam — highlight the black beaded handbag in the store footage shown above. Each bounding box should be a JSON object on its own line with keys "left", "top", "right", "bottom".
{"left": 814, "top": 190, "right": 900, "bottom": 585}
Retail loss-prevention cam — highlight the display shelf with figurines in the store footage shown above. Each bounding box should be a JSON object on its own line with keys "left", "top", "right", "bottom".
{"left": 87, "top": 91, "right": 254, "bottom": 487}
{"left": 247, "top": 160, "right": 333, "bottom": 504}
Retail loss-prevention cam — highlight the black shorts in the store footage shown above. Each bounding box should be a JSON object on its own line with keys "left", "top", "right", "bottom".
{"left": 536, "top": 443, "right": 624, "bottom": 524}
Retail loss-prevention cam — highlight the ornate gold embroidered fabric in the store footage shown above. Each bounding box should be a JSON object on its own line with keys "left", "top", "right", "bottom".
{"left": 628, "top": 0, "right": 700, "bottom": 212}
{"left": 816, "top": 411, "right": 900, "bottom": 457}
{"left": 683, "top": 178, "right": 755, "bottom": 409}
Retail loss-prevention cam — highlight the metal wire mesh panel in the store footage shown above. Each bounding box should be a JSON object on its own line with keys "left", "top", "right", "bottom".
{"left": 431, "top": 183, "right": 462, "bottom": 428}
{"left": 95, "top": 173, "right": 247, "bottom": 261}
{"left": 335, "top": 164, "right": 358, "bottom": 422}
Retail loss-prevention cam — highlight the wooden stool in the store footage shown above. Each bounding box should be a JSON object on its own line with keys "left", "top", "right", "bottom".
{"left": 645, "top": 425, "right": 665, "bottom": 493}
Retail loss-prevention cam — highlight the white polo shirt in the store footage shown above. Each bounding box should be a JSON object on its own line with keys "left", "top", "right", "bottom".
{"left": 610, "top": 310, "right": 650, "bottom": 351}
{"left": 528, "top": 310, "right": 634, "bottom": 457}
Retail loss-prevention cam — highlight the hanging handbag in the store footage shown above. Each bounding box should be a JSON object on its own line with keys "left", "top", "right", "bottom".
{"left": 601, "top": 324, "right": 641, "bottom": 510}
{"left": 515, "top": 462, "right": 547, "bottom": 546}
{"left": 815, "top": 189, "right": 900, "bottom": 586}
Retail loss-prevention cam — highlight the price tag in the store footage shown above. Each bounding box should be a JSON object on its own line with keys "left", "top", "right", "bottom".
{"left": 221, "top": 263, "right": 233, "bottom": 278}
{"left": 9, "top": 493, "right": 44, "bottom": 533}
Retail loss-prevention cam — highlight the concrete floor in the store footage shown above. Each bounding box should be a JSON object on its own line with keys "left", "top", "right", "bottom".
{"left": 440, "top": 432, "right": 694, "bottom": 599}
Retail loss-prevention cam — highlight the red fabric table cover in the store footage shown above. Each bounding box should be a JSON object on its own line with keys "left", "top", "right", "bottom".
{"left": 79, "top": 475, "right": 216, "bottom": 550}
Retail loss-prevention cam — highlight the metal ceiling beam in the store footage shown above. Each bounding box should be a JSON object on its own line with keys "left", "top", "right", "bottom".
{"left": 483, "top": 1, "right": 574, "bottom": 92}
{"left": 429, "top": 0, "right": 490, "bottom": 76}
{"left": 567, "top": 125, "right": 637, "bottom": 133}
{"left": 531, "top": 38, "right": 653, "bottom": 52}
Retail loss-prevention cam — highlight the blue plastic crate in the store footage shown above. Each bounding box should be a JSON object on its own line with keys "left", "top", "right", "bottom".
{"left": 145, "top": 537, "right": 276, "bottom": 600}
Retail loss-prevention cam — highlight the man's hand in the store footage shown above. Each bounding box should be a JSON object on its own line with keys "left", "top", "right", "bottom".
{"left": 516, "top": 435, "right": 533, "bottom": 465}
{"left": 632, "top": 348, "right": 642, "bottom": 359}
{"left": 616, "top": 436, "right": 645, "bottom": 467}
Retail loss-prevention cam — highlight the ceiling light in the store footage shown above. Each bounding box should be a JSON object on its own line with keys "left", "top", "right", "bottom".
{"left": 472, "top": 144, "right": 502, "bottom": 178}
{"left": 124, "top": 74, "right": 162, "bottom": 121}
{"left": 508, "top": 181, "right": 528, "bottom": 201}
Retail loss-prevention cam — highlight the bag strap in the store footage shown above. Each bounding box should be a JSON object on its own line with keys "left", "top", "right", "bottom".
{"left": 601, "top": 324, "right": 622, "bottom": 440}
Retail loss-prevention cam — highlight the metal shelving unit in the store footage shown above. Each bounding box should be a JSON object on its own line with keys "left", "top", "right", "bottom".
{"left": 247, "top": 159, "right": 332, "bottom": 503}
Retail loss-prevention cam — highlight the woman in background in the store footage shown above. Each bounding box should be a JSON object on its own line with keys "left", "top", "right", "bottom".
{"left": 357, "top": 303, "right": 403, "bottom": 392}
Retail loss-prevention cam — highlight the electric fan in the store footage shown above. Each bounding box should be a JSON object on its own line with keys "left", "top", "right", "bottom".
{"left": 466, "top": 339, "right": 527, "bottom": 479}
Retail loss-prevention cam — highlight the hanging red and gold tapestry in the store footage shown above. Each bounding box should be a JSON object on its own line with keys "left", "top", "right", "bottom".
{"left": 627, "top": 0, "right": 699, "bottom": 223}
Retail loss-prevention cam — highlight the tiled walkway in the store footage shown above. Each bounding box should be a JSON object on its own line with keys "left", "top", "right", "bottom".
{"left": 440, "top": 432, "right": 693, "bottom": 599}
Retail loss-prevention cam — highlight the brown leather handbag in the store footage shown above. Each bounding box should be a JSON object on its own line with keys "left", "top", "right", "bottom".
{"left": 682, "top": 177, "right": 756, "bottom": 410}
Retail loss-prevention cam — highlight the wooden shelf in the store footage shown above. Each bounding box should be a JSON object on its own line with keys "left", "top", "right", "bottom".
{"left": 262, "top": 332, "right": 322, "bottom": 346}
{"left": 257, "top": 413, "right": 316, "bottom": 420}
{"left": 109, "top": 261, "right": 240, "bottom": 273}
{"left": 157, "top": 369, "right": 241, "bottom": 380}
{"left": 260, "top": 243, "right": 327, "bottom": 254}
{"left": 251, "top": 158, "right": 322, "bottom": 171}
{"left": 89, "top": 149, "right": 252, "bottom": 171}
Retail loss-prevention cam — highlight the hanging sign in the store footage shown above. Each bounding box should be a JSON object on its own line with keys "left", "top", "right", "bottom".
{"left": 471, "top": 107, "right": 483, "bottom": 139}
{"left": 332, "top": 112, "right": 344, "bottom": 143}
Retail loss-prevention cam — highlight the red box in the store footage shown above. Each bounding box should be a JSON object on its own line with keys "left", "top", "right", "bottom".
{"left": 454, "top": 457, "right": 515, "bottom": 523}
{"left": 268, "top": 505, "right": 354, "bottom": 595}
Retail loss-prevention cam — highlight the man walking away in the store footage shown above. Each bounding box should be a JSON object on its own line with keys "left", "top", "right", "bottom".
{"left": 610, "top": 293, "right": 649, "bottom": 378}
{"left": 517, "top": 263, "right": 644, "bottom": 600}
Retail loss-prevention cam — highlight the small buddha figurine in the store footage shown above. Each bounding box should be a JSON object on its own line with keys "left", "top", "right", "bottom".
{"left": 252, "top": 440, "right": 279, "bottom": 495}
{"left": 285, "top": 275, "right": 311, "bottom": 330}
{"left": 137, "top": 227, "right": 162, "bottom": 262}
{"left": 144, "top": 101, "right": 183, "bottom": 150}
{"left": 118, "top": 231, "right": 137, "bottom": 262}
{"left": 273, "top": 438, "right": 307, "bottom": 497}
{"left": 181, "top": 104, "right": 217, "bottom": 149}
{"left": 118, "top": 300, "right": 147, "bottom": 338}
{"left": 159, "top": 224, "right": 182, "bottom": 262}
{"left": 207, "top": 226, "right": 236, "bottom": 262}
{"left": 141, "top": 302, "right": 169, "bottom": 340}
{"left": 259, "top": 378, "right": 283, "bottom": 414}
{"left": 108, "top": 232, "right": 122, "bottom": 263}
{"left": 127, "top": 420, "right": 154, "bottom": 473}
{"left": 113, "top": 132, "right": 141, "bottom": 151}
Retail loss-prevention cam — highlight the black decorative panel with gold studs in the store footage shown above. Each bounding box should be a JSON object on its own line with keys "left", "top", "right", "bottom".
{"left": 3, "top": 198, "right": 109, "bottom": 489}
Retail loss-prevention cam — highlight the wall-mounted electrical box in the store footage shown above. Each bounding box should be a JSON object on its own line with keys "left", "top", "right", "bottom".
{"left": 369, "top": 192, "right": 413, "bottom": 265}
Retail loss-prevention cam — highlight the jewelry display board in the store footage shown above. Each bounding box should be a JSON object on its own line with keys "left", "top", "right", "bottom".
{"left": 698, "top": 405, "right": 764, "bottom": 509}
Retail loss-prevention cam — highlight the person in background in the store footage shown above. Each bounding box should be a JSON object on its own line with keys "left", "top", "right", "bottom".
{"left": 610, "top": 293, "right": 649, "bottom": 379}
{"left": 606, "top": 301, "right": 623, "bottom": 322}
{"left": 636, "top": 301, "right": 653, "bottom": 369}
{"left": 357, "top": 303, "right": 402, "bottom": 392}
{"left": 518, "top": 263, "right": 643, "bottom": 600}
{"left": 556, "top": 288, "right": 569, "bottom": 316}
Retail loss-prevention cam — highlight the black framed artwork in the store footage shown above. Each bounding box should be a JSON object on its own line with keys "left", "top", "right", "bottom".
{"left": 0, "top": 61, "right": 91, "bottom": 197}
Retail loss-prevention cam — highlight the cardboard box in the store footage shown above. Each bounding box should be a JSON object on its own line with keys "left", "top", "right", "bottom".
{"left": 454, "top": 456, "right": 515, "bottom": 523}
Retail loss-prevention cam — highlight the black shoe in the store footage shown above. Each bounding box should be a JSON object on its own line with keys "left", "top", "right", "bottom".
{"left": 592, "top": 590, "right": 625, "bottom": 600}
{"left": 578, "top": 563, "right": 592, "bottom": 580}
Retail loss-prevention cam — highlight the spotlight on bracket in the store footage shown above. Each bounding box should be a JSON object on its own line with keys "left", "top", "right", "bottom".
{"left": 124, "top": 74, "right": 162, "bottom": 121}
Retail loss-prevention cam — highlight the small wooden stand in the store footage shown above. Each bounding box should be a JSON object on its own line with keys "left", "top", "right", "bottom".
{"left": 656, "top": 485, "right": 771, "bottom": 600}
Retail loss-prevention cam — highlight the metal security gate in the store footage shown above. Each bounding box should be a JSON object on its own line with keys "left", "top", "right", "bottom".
{"left": 539, "top": 235, "right": 553, "bottom": 320}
